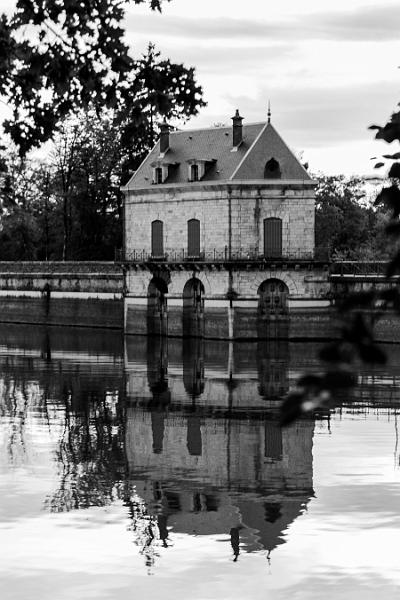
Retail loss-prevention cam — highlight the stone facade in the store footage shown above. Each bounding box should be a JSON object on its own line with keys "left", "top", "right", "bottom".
{"left": 124, "top": 183, "right": 315, "bottom": 259}
{"left": 121, "top": 113, "right": 330, "bottom": 339}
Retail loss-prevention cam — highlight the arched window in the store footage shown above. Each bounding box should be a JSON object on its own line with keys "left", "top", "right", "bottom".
{"left": 264, "top": 158, "right": 281, "bottom": 179}
{"left": 187, "top": 218, "right": 200, "bottom": 257}
{"left": 264, "top": 217, "right": 282, "bottom": 258}
{"left": 190, "top": 164, "right": 199, "bottom": 182}
{"left": 154, "top": 167, "right": 163, "bottom": 184}
{"left": 151, "top": 220, "right": 164, "bottom": 257}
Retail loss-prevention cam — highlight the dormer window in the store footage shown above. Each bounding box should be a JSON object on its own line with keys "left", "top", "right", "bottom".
{"left": 151, "top": 163, "right": 170, "bottom": 184}
{"left": 191, "top": 164, "right": 199, "bottom": 182}
{"left": 264, "top": 158, "right": 281, "bottom": 179}
{"left": 187, "top": 158, "right": 216, "bottom": 182}
{"left": 151, "top": 159, "right": 180, "bottom": 184}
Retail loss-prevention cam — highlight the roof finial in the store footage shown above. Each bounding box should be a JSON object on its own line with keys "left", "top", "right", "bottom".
{"left": 267, "top": 100, "right": 271, "bottom": 124}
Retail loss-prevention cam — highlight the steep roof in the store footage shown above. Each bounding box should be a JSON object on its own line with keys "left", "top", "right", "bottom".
{"left": 123, "top": 120, "right": 310, "bottom": 190}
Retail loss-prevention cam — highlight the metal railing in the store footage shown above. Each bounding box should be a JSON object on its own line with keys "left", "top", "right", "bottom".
{"left": 330, "top": 261, "right": 390, "bottom": 276}
{"left": 115, "top": 248, "right": 321, "bottom": 263}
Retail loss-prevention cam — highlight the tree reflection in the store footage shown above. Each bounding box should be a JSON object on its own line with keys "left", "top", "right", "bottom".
{"left": 46, "top": 391, "right": 126, "bottom": 512}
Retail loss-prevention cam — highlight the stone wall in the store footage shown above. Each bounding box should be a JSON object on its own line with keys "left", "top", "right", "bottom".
{"left": 124, "top": 182, "right": 315, "bottom": 258}
{"left": 0, "top": 262, "right": 123, "bottom": 329}
{"left": 124, "top": 264, "right": 331, "bottom": 339}
{"left": 0, "top": 261, "right": 122, "bottom": 293}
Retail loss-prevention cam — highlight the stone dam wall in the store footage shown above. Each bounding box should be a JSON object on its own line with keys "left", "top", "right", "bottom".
{"left": 0, "top": 262, "right": 397, "bottom": 342}
{"left": 0, "top": 262, "right": 124, "bottom": 329}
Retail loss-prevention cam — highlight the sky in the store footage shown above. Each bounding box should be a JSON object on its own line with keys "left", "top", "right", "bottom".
{"left": 1, "top": 0, "right": 400, "bottom": 175}
{"left": 125, "top": 0, "right": 400, "bottom": 176}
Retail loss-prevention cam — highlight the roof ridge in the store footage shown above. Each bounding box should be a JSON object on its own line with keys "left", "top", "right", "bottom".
{"left": 171, "top": 121, "right": 266, "bottom": 135}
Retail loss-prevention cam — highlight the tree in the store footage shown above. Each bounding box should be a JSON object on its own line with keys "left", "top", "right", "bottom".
{"left": 0, "top": 147, "right": 53, "bottom": 259}
{"left": 0, "top": 1, "right": 204, "bottom": 156}
{"left": 50, "top": 112, "right": 123, "bottom": 259}
{"left": 281, "top": 111, "right": 400, "bottom": 426}
{"left": 315, "top": 175, "right": 390, "bottom": 260}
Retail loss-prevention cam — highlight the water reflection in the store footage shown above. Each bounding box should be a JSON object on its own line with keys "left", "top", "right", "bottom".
{"left": 1, "top": 324, "right": 400, "bottom": 593}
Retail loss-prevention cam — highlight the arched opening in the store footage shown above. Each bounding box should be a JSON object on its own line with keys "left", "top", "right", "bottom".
{"left": 151, "top": 220, "right": 164, "bottom": 257}
{"left": 257, "top": 279, "right": 289, "bottom": 339}
{"left": 257, "top": 339, "right": 289, "bottom": 399}
{"left": 264, "top": 158, "right": 281, "bottom": 179}
{"left": 183, "top": 277, "right": 205, "bottom": 338}
{"left": 187, "top": 218, "right": 200, "bottom": 257}
{"left": 264, "top": 217, "right": 282, "bottom": 258}
{"left": 147, "top": 277, "right": 168, "bottom": 336}
{"left": 183, "top": 337, "right": 205, "bottom": 398}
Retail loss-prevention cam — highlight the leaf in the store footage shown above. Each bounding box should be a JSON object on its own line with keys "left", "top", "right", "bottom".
{"left": 374, "top": 162, "right": 385, "bottom": 169}
{"left": 319, "top": 342, "right": 354, "bottom": 364}
{"left": 386, "top": 250, "right": 400, "bottom": 278}
{"left": 383, "top": 152, "right": 400, "bottom": 159}
{"left": 389, "top": 162, "right": 400, "bottom": 178}
{"left": 338, "top": 291, "right": 375, "bottom": 312}
{"left": 322, "top": 370, "right": 356, "bottom": 389}
{"left": 280, "top": 390, "right": 321, "bottom": 426}
{"left": 374, "top": 185, "right": 400, "bottom": 217}
{"left": 297, "top": 374, "right": 322, "bottom": 388}
{"left": 385, "top": 221, "right": 400, "bottom": 236}
{"left": 358, "top": 344, "right": 387, "bottom": 365}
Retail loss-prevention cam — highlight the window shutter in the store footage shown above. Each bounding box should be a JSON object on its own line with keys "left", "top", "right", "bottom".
{"left": 187, "top": 219, "right": 200, "bottom": 257}
{"left": 264, "top": 218, "right": 282, "bottom": 258}
{"left": 264, "top": 421, "right": 283, "bottom": 459}
{"left": 151, "top": 220, "right": 164, "bottom": 257}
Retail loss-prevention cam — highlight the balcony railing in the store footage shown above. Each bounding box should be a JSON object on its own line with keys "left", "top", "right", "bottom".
{"left": 116, "top": 248, "right": 328, "bottom": 263}
{"left": 330, "top": 261, "right": 390, "bottom": 276}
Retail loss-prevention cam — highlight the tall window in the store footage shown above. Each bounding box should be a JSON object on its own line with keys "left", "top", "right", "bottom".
{"left": 151, "top": 220, "right": 164, "bottom": 257}
{"left": 264, "top": 217, "right": 282, "bottom": 258}
{"left": 154, "top": 167, "right": 163, "bottom": 184}
{"left": 190, "top": 164, "right": 199, "bottom": 181}
{"left": 187, "top": 218, "right": 200, "bottom": 257}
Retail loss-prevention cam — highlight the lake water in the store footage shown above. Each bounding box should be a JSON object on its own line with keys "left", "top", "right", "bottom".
{"left": 1, "top": 324, "right": 400, "bottom": 600}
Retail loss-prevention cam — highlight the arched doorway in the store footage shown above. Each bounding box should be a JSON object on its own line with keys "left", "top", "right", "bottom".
{"left": 147, "top": 277, "right": 168, "bottom": 336}
{"left": 183, "top": 277, "right": 205, "bottom": 337}
{"left": 257, "top": 279, "right": 289, "bottom": 339}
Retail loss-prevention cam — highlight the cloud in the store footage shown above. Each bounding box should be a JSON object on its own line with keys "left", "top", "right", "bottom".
{"left": 166, "top": 44, "right": 294, "bottom": 74}
{"left": 225, "top": 81, "right": 399, "bottom": 147}
{"left": 126, "top": 4, "right": 400, "bottom": 43}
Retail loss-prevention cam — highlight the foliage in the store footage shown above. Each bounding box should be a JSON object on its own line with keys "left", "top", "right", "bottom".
{"left": 0, "top": 0, "right": 206, "bottom": 259}
{"left": 0, "top": 0, "right": 204, "bottom": 156}
{"left": 281, "top": 110, "right": 400, "bottom": 426}
{"left": 0, "top": 113, "right": 122, "bottom": 260}
{"left": 314, "top": 175, "right": 390, "bottom": 260}
{"left": 50, "top": 112, "right": 123, "bottom": 259}
{"left": 0, "top": 148, "right": 52, "bottom": 259}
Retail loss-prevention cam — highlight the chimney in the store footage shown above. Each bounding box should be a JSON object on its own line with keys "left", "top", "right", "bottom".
{"left": 160, "top": 121, "right": 170, "bottom": 154}
{"left": 231, "top": 109, "right": 243, "bottom": 147}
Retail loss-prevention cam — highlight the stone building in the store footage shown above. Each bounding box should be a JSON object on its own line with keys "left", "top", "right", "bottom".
{"left": 121, "top": 109, "right": 330, "bottom": 339}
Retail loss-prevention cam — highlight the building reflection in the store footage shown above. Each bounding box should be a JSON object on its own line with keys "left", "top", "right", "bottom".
{"left": 2, "top": 323, "right": 400, "bottom": 566}
{"left": 125, "top": 334, "right": 314, "bottom": 558}
{"left": 125, "top": 407, "right": 314, "bottom": 557}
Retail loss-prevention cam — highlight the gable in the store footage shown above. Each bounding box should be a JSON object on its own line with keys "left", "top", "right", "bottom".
{"left": 231, "top": 123, "right": 311, "bottom": 181}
